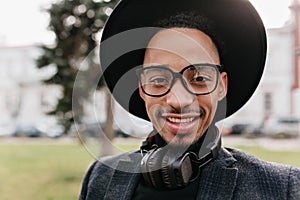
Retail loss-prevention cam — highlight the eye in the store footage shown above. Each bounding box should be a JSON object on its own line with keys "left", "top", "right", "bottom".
{"left": 190, "top": 75, "right": 212, "bottom": 84}
{"left": 149, "top": 77, "right": 169, "bottom": 86}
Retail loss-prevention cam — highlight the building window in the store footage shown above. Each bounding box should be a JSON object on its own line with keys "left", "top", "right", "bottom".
{"left": 41, "top": 90, "right": 52, "bottom": 113}
{"left": 264, "top": 92, "right": 272, "bottom": 116}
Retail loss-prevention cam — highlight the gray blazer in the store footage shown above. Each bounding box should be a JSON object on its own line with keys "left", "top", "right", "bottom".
{"left": 79, "top": 147, "right": 300, "bottom": 200}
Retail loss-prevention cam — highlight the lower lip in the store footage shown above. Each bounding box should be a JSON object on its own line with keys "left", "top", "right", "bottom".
{"left": 165, "top": 118, "right": 199, "bottom": 135}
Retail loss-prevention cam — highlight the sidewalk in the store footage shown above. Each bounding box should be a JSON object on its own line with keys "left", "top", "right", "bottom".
{"left": 0, "top": 136, "right": 78, "bottom": 145}
{"left": 1, "top": 135, "right": 300, "bottom": 151}
{"left": 115, "top": 135, "right": 300, "bottom": 151}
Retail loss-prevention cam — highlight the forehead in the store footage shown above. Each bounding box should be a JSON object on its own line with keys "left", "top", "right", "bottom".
{"left": 144, "top": 28, "right": 220, "bottom": 67}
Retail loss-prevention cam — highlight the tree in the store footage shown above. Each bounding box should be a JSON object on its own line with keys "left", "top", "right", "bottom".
{"left": 36, "top": 0, "right": 119, "bottom": 145}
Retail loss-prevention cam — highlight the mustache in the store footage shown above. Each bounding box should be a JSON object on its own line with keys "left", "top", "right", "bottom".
{"left": 158, "top": 107, "right": 205, "bottom": 116}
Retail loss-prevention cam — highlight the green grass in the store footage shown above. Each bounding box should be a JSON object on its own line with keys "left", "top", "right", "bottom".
{"left": 0, "top": 143, "right": 94, "bottom": 200}
{"left": 0, "top": 141, "right": 299, "bottom": 200}
{"left": 231, "top": 145, "right": 300, "bottom": 168}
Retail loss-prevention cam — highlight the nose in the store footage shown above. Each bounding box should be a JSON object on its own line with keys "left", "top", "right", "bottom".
{"left": 166, "top": 80, "right": 194, "bottom": 110}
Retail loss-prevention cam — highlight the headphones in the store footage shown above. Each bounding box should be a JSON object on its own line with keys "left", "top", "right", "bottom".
{"left": 140, "top": 126, "right": 221, "bottom": 190}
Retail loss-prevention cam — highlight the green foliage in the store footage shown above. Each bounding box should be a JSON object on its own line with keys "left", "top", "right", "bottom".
{"left": 36, "top": 0, "right": 119, "bottom": 132}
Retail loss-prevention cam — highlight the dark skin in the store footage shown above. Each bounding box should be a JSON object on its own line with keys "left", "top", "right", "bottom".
{"left": 139, "top": 27, "right": 228, "bottom": 146}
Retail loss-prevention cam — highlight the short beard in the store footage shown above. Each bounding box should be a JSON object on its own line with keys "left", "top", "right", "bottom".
{"left": 165, "top": 133, "right": 199, "bottom": 148}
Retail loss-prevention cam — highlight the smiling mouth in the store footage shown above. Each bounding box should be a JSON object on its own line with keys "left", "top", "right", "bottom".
{"left": 161, "top": 113, "right": 202, "bottom": 135}
{"left": 167, "top": 117, "right": 196, "bottom": 123}
{"left": 162, "top": 111, "right": 203, "bottom": 123}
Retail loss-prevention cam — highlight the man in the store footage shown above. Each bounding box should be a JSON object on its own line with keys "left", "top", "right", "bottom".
{"left": 79, "top": 0, "right": 300, "bottom": 199}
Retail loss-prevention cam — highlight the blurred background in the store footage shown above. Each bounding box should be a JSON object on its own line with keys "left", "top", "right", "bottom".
{"left": 0, "top": 0, "right": 300, "bottom": 199}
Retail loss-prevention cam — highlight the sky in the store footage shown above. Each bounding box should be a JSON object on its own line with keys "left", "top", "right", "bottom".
{"left": 0, "top": 0, "right": 295, "bottom": 46}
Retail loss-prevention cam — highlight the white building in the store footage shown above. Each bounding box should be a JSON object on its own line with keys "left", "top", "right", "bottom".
{"left": 224, "top": 0, "right": 300, "bottom": 126}
{"left": 0, "top": 45, "right": 61, "bottom": 135}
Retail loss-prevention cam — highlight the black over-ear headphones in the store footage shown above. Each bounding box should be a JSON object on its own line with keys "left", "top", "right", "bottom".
{"left": 140, "top": 126, "right": 221, "bottom": 190}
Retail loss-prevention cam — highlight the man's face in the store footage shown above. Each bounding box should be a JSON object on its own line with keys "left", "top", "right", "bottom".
{"left": 139, "top": 28, "right": 227, "bottom": 146}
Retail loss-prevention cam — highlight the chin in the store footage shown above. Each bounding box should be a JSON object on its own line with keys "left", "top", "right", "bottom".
{"left": 164, "top": 133, "right": 200, "bottom": 147}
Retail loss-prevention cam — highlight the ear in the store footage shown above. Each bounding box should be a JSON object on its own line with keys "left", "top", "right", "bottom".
{"left": 217, "top": 72, "right": 228, "bottom": 101}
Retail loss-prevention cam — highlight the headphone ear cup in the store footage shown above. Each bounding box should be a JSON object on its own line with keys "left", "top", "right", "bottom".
{"left": 162, "top": 152, "right": 194, "bottom": 189}
{"left": 141, "top": 148, "right": 165, "bottom": 189}
{"left": 161, "top": 152, "right": 174, "bottom": 189}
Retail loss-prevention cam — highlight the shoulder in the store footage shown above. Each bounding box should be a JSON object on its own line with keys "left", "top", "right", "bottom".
{"left": 79, "top": 150, "right": 141, "bottom": 200}
{"left": 225, "top": 147, "right": 300, "bottom": 198}
{"left": 78, "top": 155, "right": 120, "bottom": 200}
{"left": 84, "top": 150, "right": 141, "bottom": 182}
{"left": 227, "top": 147, "right": 299, "bottom": 173}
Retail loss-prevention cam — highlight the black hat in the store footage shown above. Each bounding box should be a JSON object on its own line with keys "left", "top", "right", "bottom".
{"left": 100, "top": 0, "right": 267, "bottom": 121}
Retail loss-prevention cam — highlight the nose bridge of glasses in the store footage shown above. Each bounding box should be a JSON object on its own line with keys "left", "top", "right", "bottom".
{"left": 166, "top": 77, "right": 195, "bottom": 108}
{"left": 170, "top": 74, "right": 193, "bottom": 96}
{"left": 176, "top": 72, "right": 191, "bottom": 92}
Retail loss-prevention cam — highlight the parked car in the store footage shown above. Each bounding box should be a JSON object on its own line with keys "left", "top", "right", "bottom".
{"left": 77, "top": 122, "right": 130, "bottom": 138}
{"left": 262, "top": 116, "right": 300, "bottom": 138}
{"left": 36, "top": 124, "right": 64, "bottom": 138}
{"left": 229, "top": 123, "right": 263, "bottom": 137}
{"left": 241, "top": 124, "right": 263, "bottom": 137}
{"left": 231, "top": 124, "right": 251, "bottom": 135}
{"left": 13, "top": 125, "right": 45, "bottom": 137}
{"left": 12, "top": 122, "right": 65, "bottom": 138}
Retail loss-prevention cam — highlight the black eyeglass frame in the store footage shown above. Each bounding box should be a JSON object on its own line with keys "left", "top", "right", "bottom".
{"left": 136, "top": 63, "right": 225, "bottom": 97}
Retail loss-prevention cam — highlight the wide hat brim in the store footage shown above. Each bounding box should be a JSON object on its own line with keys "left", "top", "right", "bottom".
{"left": 100, "top": 0, "right": 267, "bottom": 121}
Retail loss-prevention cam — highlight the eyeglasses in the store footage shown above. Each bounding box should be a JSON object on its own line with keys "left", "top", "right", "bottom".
{"left": 136, "top": 63, "right": 224, "bottom": 97}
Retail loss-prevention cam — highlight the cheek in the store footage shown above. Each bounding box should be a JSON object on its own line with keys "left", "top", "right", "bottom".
{"left": 144, "top": 98, "right": 167, "bottom": 132}
{"left": 143, "top": 97, "right": 162, "bottom": 118}
{"left": 196, "top": 95, "right": 219, "bottom": 117}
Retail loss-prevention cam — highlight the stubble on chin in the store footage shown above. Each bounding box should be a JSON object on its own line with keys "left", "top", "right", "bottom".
{"left": 161, "top": 130, "right": 201, "bottom": 148}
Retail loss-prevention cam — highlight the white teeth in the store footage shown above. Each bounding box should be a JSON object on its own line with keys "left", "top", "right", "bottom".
{"left": 167, "top": 117, "right": 194, "bottom": 123}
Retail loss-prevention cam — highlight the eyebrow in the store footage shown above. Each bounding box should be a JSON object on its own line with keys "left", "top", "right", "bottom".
{"left": 143, "top": 64, "right": 170, "bottom": 68}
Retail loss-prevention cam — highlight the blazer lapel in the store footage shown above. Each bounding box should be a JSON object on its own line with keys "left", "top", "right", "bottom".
{"left": 104, "top": 151, "right": 142, "bottom": 200}
{"left": 196, "top": 148, "right": 238, "bottom": 200}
